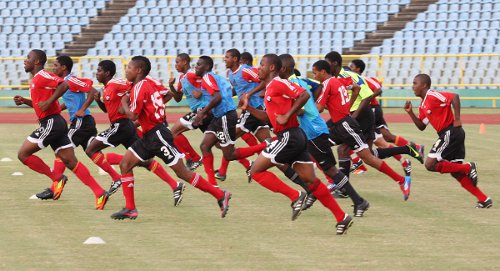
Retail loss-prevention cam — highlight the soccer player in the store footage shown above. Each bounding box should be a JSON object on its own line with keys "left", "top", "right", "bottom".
{"left": 313, "top": 60, "right": 412, "bottom": 201}
{"left": 14, "top": 49, "right": 109, "bottom": 209}
{"left": 404, "top": 74, "right": 492, "bottom": 208}
{"left": 111, "top": 56, "right": 231, "bottom": 220}
{"left": 242, "top": 54, "right": 353, "bottom": 234}
{"left": 89, "top": 60, "right": 187, "bottom": 207}
{"left": 279, "top": 54, "right": 369, "bottom": 216}
{"left": 192, "top": 56, "right": 251, "bottom": 185}
{"left": 240, "top": 52, "right": 254, "bottom": 66}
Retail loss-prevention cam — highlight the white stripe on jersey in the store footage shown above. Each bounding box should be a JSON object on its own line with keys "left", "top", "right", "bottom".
{"left": 68, "top": 77, "right": 87, "bottom": 88}
{"left": 317, "top": 78, "right": 331, "bottom": 104}
{"left": 203, "top": 74, "right": 216, "bottom": 89}
{"left": 130, "top": 80, "right": 144, "bottom": 112}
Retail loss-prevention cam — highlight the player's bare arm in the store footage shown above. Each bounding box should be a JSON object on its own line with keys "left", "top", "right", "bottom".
{"left": 93, "top": 91, "right": 107, "bottom": 113}
{"left": 14, "top": 95, "right": 33, "bottom": 107}
{"left": 120, "top": 94, "right": 138, "bottom": 121}
{"left": 245, "top": 81, "right": 266, "bottom": 98}
{"left": 276, "top": 91, "right": 310, "bottom": 125}
{"left": 451, "top": 93, "right": 462, "bottom": 127}
{"left": 404, "top": 100, "right": 426, "bottom": 131}
{"left": 75, "top": 88, "right": 97, "bottom": 117}
{"left": 38, "top": 81, "right": 70, "bottom": 111}
{"left": 193, "top": 91, "right": 221, "bottom": 126}
{"left": 168, "top": 77, "right": 183, "bottom": 102}
{"left": 348, "top": 83, "right": 360, "bottom": 110}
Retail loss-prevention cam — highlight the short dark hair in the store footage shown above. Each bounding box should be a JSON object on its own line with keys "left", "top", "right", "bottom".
{"left": 351, "top": 59, "right": 366, "bottom": 74}
{"left": 98, "top": 60, "right": 116, "bottom": 77}
{"left": 241, "top": 52, "right": 253, "bottom": 64}
{"left": 199, "top": 55, "right": 214, "bottom": 70}
{"left": 313, "top": 60, "right": 331, "bottom": 74}
{"left": 31, "top": 49, "right": 47, "bottom": 66}
{"left": 278, "top": 54, "right": 295, "bottom": 71}
{"left": 324, "top": 51, "right": 342, "bottom": 66}
{"left": 226, "top": 48, "right": 241, "bottom": 61}
{"left": 177, "top": 53, "right": 190, "bottom": 63}
{"left": 416, "top": 73, "right": 432, "bottom": 88}
{"left": 56, "top": 55, "right": 73, "bottom": 72}
{"left": 131, "top": 56, "right": 151, "bottom": 76}
{"left": 263, "top": 54, "right": 282, "bottom": 72}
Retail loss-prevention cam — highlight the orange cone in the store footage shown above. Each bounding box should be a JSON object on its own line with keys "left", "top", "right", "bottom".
{"left": 479, "top": 123, "right": 486, "bottom": 134}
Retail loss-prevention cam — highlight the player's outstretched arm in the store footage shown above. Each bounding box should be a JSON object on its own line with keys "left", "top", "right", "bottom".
{"left": 13, "top": 95, "right": 33, "bottom": 107}
{"left": 246, "top": 81, "right": 266, "bottom": 98}
{"left": 276, "top": 91, "right": 310, "bottom": 125}
{"left": 93, "top": 91, "right": 107, "bottom": 113}
{"left": 168, "top": 78, "right": 184, "bottom": 103}
{"left": 451, "top": 93, "right": 462, "bottom": 127}
{"left": 75, "top": 88, "right": 97, "bottom": 117}
{"left": 38, "top": 81, "right": 70, "bottom": 111}
{"left": 404, "top": 100, "right": 426, "bottom": 131}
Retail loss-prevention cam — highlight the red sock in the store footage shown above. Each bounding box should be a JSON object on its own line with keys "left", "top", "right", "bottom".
{"left": 435, "top": 161, "right": 470, "bottom": 174}
{"left": 202, "top": 153, "right": 217, "bottom": 185}
{"left": 121, "top": 173, "right": 136, "bottom": 210}
{"left": 348, "top": 149, "right": 354, "bottom": 156}
{"left": 359, "top": 165, "right": 368, "bottom": 171}
{"left": 401, "top": 158, "right": 409, "bottom": 168}
{"left": 174, "top": 134, "right": 200, "bottom": 161}
{"left": 241, "top": 133, "right": 258, "bottom": 146}
{"left": 238, "top": 158, "right": 250, "bottom": 169}
{"left": 187, "top": 173, "right": 224, "bottom": 199}
{"left": 136, "top": 128, "right": 143, "bottom": 138}
{"left": 378, "top": 161, "right": 404, "bottom": 184}
{"left": 394, "top": 136, "right": 410, "bottom": 147}
{"left": 252, "top": 171, "right": 299, "bottom": 201}
{"left": 148, "top": 160, "right": 178, "bottom": 190}
{"left": 91, "top": 152, "right": 121, "bottom": 181}
{"left": 23, "top": 155, "right": 58, "bottom": 181}
{"left": 352, "top": 155, "right": 361, "bottom": 164}
{"left": 105, "top": 153, "right": 123, "bottom": 165}
{"left": 72, "top": 162, "right": 105, "bottom": 197}
{"left": 235, "top": 142, "right": 267, "bottom": 158}
{"left": 52, "top": 158, "right": 66, "bottom": 178}
{"left": 218, "top": 157, "right": 230, "bottom": 176}
{"left": 455, "top": 174, "right": 487, "bottom": 202}
{"left": 309, "top": 179, "right": 345, "bottom": 222}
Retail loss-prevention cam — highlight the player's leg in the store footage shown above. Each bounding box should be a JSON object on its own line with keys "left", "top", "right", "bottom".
{"left": 199, "top": 132, "right": 220, "bottom": 185}
{"left": 110, "top": 150, "right": 142, "bottom": 220}
{"left": 374, "top": 135, "right": 411, "bottom": 176}
{"left": 85, "top": 127, "right": 122, "bottom": 182}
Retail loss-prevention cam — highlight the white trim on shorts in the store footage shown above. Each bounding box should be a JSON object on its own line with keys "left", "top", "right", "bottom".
{"left": 54, "top": 143, "right": 75, "bottom": 154}
{"left": 342, "top": 120, "right": 368, "bottom": 153}
{"left": 427, "top": 130, "right": 450, "bottom": 162}
{"left": 128, "top": 147, "right": 146, "bottom": 162}
{"left": 155, "top": 130, "right": 185, "bottom": 166}
{"left": 27, "top": 118, "right": 54, "bottom": 149}
{"left": 95, "top": 123, "right": 120, "bottom": 147}
{"left": 262, "top": 131, "right": 289, "bottom": 165}
{"left": 179, "top": 116, "right": 195, "bottom": 130}
{"left": 220, "top": 114, "right": 235, "bottom": 147}
{"left": 67, "top": 118, "right": 83, "bottom": 146}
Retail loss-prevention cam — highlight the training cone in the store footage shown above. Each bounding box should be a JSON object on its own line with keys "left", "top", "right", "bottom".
{"left": 479, "top": 123, "right": 486, "bottom": 134}
{"left": 83, "top": 236, "right": 106, "bottom": 245}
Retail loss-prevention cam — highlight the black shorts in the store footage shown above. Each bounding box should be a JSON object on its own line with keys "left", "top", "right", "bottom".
{"left": 27, "top": 114, "right": 73, "bottom": 153}
{"left": 371, "top": 104, "right": 388, "bottom": 130}
{"left": 329, "top": 116, "right": 369, "bottom": 152}
{"left": 262, "top": 127, "right": 313, "bottom": 165}
{"left": 95, "top": 118, "right": 139, "bottom": 149}
{"left": 179, "top": 110, "right": 212, "bottom": 132}
{"left": 307, "top": 133, "right": 337, "bottom": 171}
{"left": 205, "top": 110, "right": 237, "bottom": 147}
{"left": 237, "top": 108, "right": 269, "bottom": 133}
{"left": 353, "top": 106, "right": 375, "bottom": 141}
{"left": 129, "top": 123, "right": 185, "bottom": 166}
{"left": 68, "top": 115, "right": 97, "bottom": 149}
{"left": 428, "top": 126, "right": 466, "bottom": 162}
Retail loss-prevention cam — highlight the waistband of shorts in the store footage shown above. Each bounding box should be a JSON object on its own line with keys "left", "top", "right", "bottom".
{"left": 71, "top": 114, "right": 95, "bottom": 123}
{"left": 111, "top": 118, "right": 133, "bottom": 125}
{"left": 437, "top": 124, "right": 455, "bottom": 136}
{"left": 276, "top": 126, "right": 302, "bottom": 136}
{"left": 332, "top": 115, "right": 353, "bottom": 124}
{"left": 143, "top": 122, "right": 167, "bottom": 137}
{"left": 38, "top": 114, "right": 63, "bottom": 123}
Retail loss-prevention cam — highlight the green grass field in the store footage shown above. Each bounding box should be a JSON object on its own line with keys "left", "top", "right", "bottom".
{"left": 1, "top": 122, "right": 499, "bottom": 271}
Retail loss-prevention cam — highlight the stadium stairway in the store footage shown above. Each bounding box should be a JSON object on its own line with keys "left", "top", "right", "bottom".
{"left": 58, "top": 0, "right": 137, "bottom": 56}
{"left": 344, "top": 0, "right": 439, "bottom": 55}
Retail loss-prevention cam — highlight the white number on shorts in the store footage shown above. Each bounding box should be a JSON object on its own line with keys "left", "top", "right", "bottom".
{"left": 160, "top": 146, "right": 173, "bottom": 158}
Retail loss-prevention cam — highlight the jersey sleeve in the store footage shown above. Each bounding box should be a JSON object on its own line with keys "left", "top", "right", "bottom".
{"left": 279, "top": 79, "right": 305, "bottom": 99}
{"left": 129, "top": 84, "right": 145, "bottom": 114}
{"left": 202, "top": 74, "right": 220, "bottom": 95}
{"left": 316, "top": 81, "right": 331, "bottom": 107}
{"left": 418, "top": 105, "right": 429, "bottom": 125}
{"left": 67, "top": 77, "right": 93, "bottom": 93}
{"left": 241, "top": 67, "right": 261, "bottom": 83}
{"left": 41, "top": 73, "right": 64, "bottom": 89}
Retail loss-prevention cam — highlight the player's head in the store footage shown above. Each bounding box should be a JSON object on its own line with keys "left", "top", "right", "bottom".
{"left": 126, "top": 56, "right": 151, "bottom": 82}
{"left": 24, "top": 49, "right": 47, "bottom": 73}
{"left": 195, "top": 56, "right": 214, "bottom": 76}
{"left": 240, "top": 52, "right": 253, "bottom": 66}
{"left": 258, "top": 54, "right": 281, "bottom": 81}
{"left": 324, "top": 51, "right": 342, "bottom": 74}
{"left": 96, "top": 60, "right": 116, "bottom": 83}
{"left": 53, "top": 55, "right": 73, "bottom": 77}
{"left": 175, "top": 53, "right": 190, "bottom": 73}
{"left": 349, "top": 59, "right": 365, "bottom": 75}
{"left": 312, "top": 60, "right": 331, "bottom": 83}
{"left": 278, "top": 54, "right": 295, "bottom": 79}
{"left": 224, "top": 48, "right": 240, "bottom": 69}
{"left": 412, "top": 74, "right": 432, "bottom": 97}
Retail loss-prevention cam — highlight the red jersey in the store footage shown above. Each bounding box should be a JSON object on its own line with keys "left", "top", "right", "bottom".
{"left": 102, "top": 78, "right": 132, "bottom": 123}
{"left": 177, "top": 70, "right": 202, "bottom": 92}
{"left": 364, "top": 76, "right": 382, "bottom": 106}
{"left": 264, "top": 77, "right": 305, "bottom": 133}
{"left": 317, "top": 77, "right": 354, "bottom": 123}
{"left": 130, "top": 79, "right": 165, "bottom": 133}
{"left": 30, "top": 70, "right": 64, "bottom": 120}
{"left": 145, "top": 75, "right": 168, "bottom": 96}
{"left": 418, "top": 90, "right": 455, "bottom": 133}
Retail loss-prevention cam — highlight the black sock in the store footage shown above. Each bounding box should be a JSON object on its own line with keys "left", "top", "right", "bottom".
{"left": 332, "top": 171, "right": 363, "bottom": 205}
{"left": 283, "top": 166, "right": 310, "bottom": 193}
{"left": 338, "top": 158, "right": 351, "bottom": 179}
{"left": 375, "top": 146, "right": 410, "bottom": 159}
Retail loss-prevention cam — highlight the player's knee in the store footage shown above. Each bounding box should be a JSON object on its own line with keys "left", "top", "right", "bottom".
{"left": 199, "top": 142, "right": 211, "bottom": 154}
{"left": 424, "top": 159, "right": 436, "bottom": 171}
{"left": 17, "top": 151, "right": 28, "bottom": 162}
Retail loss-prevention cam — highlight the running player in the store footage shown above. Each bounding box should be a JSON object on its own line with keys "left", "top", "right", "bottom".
{"left": 240, "top": 52, "right": 253, "bottom": 66}
{"left": 242, "top": 54, "right": 353, "bottom": 234}
{"left": 14, "top": 49, "right": 109, "bottom": 209}
{"left": 313, "top": 60, "right": 412, "bottom": 201}
{"left": 111, "top": 56, "right": 231, "bottom": 220}
{"left": 404, "top": 74, "right": 492, "bottom": 208}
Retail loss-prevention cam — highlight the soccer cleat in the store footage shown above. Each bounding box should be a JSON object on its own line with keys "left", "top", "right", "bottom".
{"left": 350, "top": 160, "right": 364, "bottom": 173}
{"left": 302, "top": 193, "right": 317, "bottom": 211}
{"left": 95, "top": 191, "right": 110, "bottom": 210}
{"left": 36, "top": 188, "right": 54, "bottom": 200}
{"left": 52, "top": 174, "right": 68, "bottom": 200}
{"left": 353, "top": 199, "right": 370, "bottom": 217}
{"left": 468, "top": 162, "right": 478, "bottom": 186}
{"left": 400, "top": 176, "right": 412, "bottom": 201}
{"left": 353, "top": 168, "right": 367, "bottom": 175}
{"left": 336, "top": 214, "right": 354, "bottom": 235}
{"left": 246, "top": 161, "right": 253, "bottom": 183}
{"left": 476, "top": 198, "right": 493, "bottom": 208}
{"left": 111, "top": 208, "right": 138, "bottom": 220}
{"left": 290, "top": 191, "right": 307, "bottom": 221}
{"left": 408, "top": 142, "right": 424, "bottom": 164}
{"left": 403, "top": 159, "right": 412, "bottom": 177}
{"left": 214, "top": 170, "right": 227, "bottom": 181}
{"left": 173, "top": 182, "right": 186, "bottom": 207}
{"left": 188, "top": 159, "right": 202, "bottom": 171}
{"left": 108, "top": 179, "right": 122, "bottom": 195}
{"left": 218, "top": 190, "right": 232, "bottom": 218}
